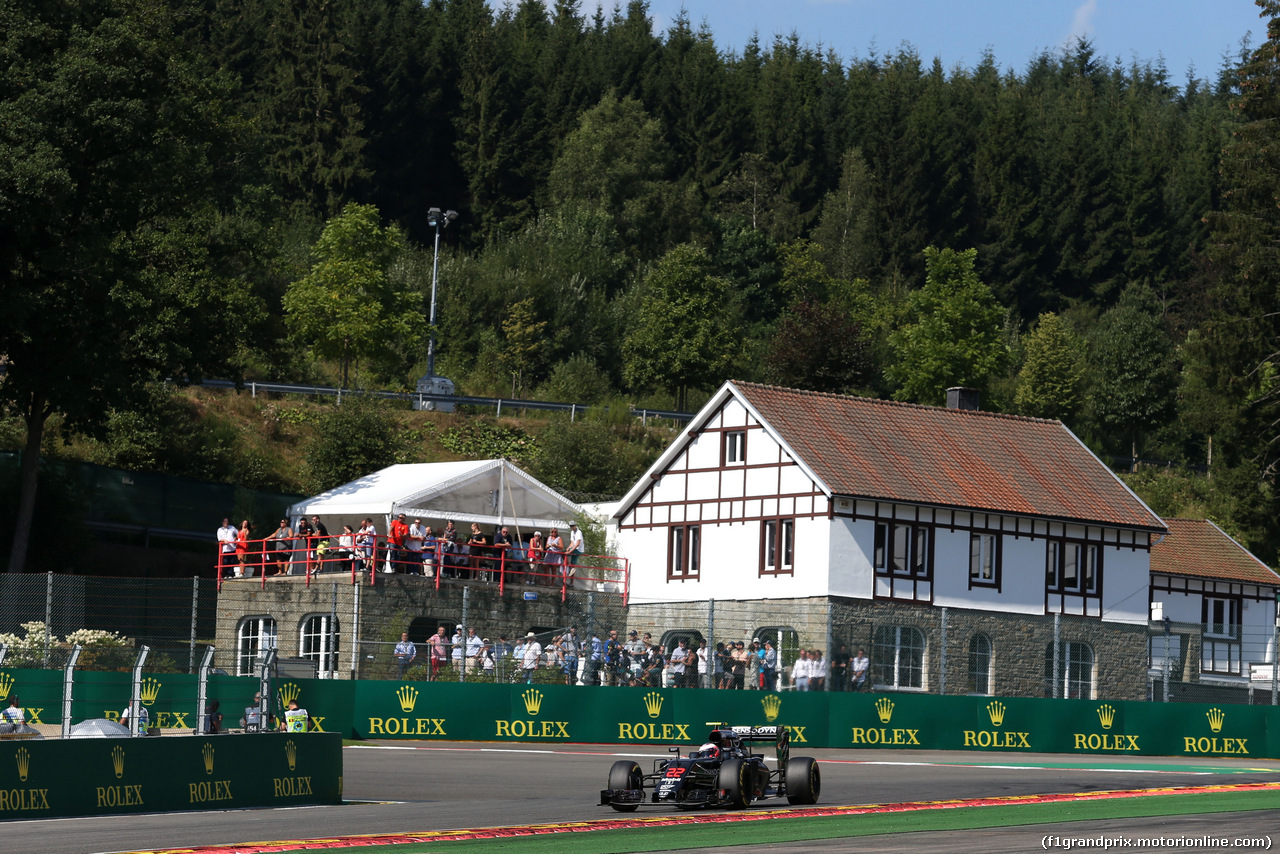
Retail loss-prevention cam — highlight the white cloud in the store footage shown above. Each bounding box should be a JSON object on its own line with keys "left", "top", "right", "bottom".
{"left": 1066, "top": 0, "right": 1098, "bottom": 46}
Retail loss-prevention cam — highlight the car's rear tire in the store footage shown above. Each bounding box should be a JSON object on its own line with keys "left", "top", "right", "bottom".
{"left": 607, "top": 760, "right": 642, "bottom": 812}
{"left": 718, "top": 758, "right": 750, "bottom": 809}
{"left": 785, "top": 757, "right": 821, "bottom": 805}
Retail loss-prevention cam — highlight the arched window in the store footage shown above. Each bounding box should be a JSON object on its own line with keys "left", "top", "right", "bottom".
{"left": 301, "top": 614, "right": 340, "bottom": 676}
{"left": 872, "top": 625, "right": 926, "bottom": 690}
{"left": 968, "top": 634, "right": 993, "bottom": 695}
{"left": 237, "top": 616, "right": 277, "bottom": 676}
{"left": 1044, "top": 641, "right": 1095, "bottom": 699}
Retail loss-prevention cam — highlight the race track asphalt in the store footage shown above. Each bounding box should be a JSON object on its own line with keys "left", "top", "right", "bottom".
{"left": 10, "top": 741, "right": 1280, "bottom": 854}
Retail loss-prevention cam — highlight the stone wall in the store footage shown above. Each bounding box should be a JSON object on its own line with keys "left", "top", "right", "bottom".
{"left": 830, "top": 597, "right": 1149, "bottom": 701}
{"left": 214, "top": 572, "right": 625, "bottom": 678}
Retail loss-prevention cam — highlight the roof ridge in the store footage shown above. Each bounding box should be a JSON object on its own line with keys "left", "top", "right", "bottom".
{"left": 731, "top": 380, "right": 1060, "bottom": 425}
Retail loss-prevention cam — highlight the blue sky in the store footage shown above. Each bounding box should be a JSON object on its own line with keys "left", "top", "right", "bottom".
{"left": 630, "top": 1, "right": 1265, "bottom": 81}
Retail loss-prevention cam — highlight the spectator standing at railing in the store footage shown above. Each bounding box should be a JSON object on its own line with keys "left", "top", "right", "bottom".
{"left": 389, "top": 513, "right": 410, "bottom": 573}
{"left": 567, "top": 522, "right": 584, "bottom": 576}
{"left": 562, "top": 627, "right": 580, "bottom": 685}
{"left": 604, "top": 629, "right": 623, "bottom": 686}
{"left": 337, "top": 525, "right": 356, "bottom": 572}
{"left": 851, "top": 648, "right": 869, "bottom": 692}
{"left": 625, "top": 631, "right": 645, "bottom": 683}
{"left": 356, "top": 518, "right": 376, "bottom": 572}
{"left": 422, "top": 526, "right": 438, "bottom": 577}
{"left": 267, "top": 519, "right": 293, "bottom": 576}
{"left": 394, "top": 631, "right": 416, "bottom": 679}
{"left": 293, "top": 518, "right": 313, "bottom": 576}
{"left": 644, "top": 644, "right": 665, "bottom": 687}
{"left": 527, "top": 531, "right": 544, "bottom": 583}
{"left": 407, "top": 518, "right": 426, "bottom": 574}
{"left": 545, "top": 528, "right": 565, "bottom": 580}
{"left": 696, "top": 639, "right": 710, "bottom": 689}
{"left": 746, "top": 641, "right": 761, "bottom": 689}
{"left": 761, "top": 640, "right": 778, "bottom": 691}
{"left": 467, "top": 523, "right": 488, "bottom": 580}
{"left": 217, "top": 518, "right": 238, "bottom": 576}
{"left": 521, "top": 632, "right": 542, "bottom": 683}
{"left": 810, "top": 650, "right": 827, "bottom": 691}
{"left": 451, "top": 625, "right": 465, "bottom": 668}
{"left": 830, "top": 644, "right": 851, "bottom": 691}
{"left": 583, "top": 629, "right": 602, "bottom": 685}
{"left": 428, "top": 626, "right": 447, "bottom": 679}
{"left": 730, "top": 642, "right": 748, "bottom": 689}
{"left": 495, "top": 635, "right": 513, "bottom": 681}
{"left": 792, "top": 649, "right": 811, "bottom": 692}
{"left": 466, "top": 627, "right": 483, "bottom": 661}
{"left": 668, "top": 639, "right": 688, "bottom": 687}
{"left": 236, "top": 520, "right": 252, "bottom": 578}
{"left": 493, "top": 526, "right": 514, "bottom": 578}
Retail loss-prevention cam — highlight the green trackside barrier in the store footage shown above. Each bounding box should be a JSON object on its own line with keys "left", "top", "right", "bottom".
{"left": 0, "top": 732, "right": 342, "bottom": 819}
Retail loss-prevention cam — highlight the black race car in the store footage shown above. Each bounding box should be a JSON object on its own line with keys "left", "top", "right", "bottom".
{"left": 600, "top": 724, "right": 820, "bottom": 811}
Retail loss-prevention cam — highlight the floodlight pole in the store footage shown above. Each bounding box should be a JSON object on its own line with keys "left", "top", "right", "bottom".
{"left": 425, "top": 207, "right": 458, "bottom": 380}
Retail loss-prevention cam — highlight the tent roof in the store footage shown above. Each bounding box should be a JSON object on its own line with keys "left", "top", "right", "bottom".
{"left": 288, "top": 460, "right": 581, "bottom": 530}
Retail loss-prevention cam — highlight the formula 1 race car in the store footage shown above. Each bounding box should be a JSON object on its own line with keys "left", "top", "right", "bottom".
{"left": 600, "top": 724, "right": 820, "bottom": 811}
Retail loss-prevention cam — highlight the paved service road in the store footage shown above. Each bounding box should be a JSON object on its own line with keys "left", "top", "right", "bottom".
{"left": 11, "top": 742, "right": 1280, "bottom": 854}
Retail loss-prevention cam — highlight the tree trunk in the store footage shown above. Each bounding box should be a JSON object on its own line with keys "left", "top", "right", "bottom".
{"left": 8, "top": 392, "right": 47, "bottom": 573}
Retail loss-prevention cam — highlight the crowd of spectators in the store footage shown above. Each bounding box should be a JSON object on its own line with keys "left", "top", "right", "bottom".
{"left": 389, "top": 626, "right": 874, "bottom": 691}
{"left": 217, "top": 515, "right": 590, "bottom": 582}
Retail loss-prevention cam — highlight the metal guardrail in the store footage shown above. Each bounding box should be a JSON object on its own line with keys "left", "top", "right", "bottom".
{"left": 194, "top": 378, "right": 693, "bottom": 423}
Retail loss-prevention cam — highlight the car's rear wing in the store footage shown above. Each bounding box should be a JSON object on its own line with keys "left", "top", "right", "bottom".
{"left": 728, "top": 725, "right": 783, "bottom": 741}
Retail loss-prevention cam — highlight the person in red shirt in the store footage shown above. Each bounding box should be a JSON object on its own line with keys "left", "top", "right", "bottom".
{"left": 388, "top": 513, "right": 410, "bottom": 573}
{"left": 236, "top": 520, "right": 251, "bottom": 577}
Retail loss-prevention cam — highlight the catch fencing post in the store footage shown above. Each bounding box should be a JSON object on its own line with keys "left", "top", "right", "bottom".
{"left": 60, "top": 644, "right": 83, "bottom": 739}
{"left": 128, "top": 646, "right": 151, "bottom": 737}
{"left": 43, "top": 571, "right": 53, "bottom": 668}
{"left": 1052, "top": 613, "right": 1061, "bottom": 699}
{"left": 189, "top": 576, "right": 200, "bottom": 674}
{"left": 195, "top": 646, "right": 215, "bottom": 734}
{"left": 707, "top": 599, "right": 715, "bottom": 690}
{"left": 938, "top": 607, "right": 947, "bottom": 695}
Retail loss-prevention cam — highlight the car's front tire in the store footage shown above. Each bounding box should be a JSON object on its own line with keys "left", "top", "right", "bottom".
{"left": 718, "top": 758, "right": 750, "bottom": 809}
{"left": 785, "top": 756, "right": 821, "bottom": 805}
{"left": 607, "top": 760, "right": 643, "bottom": 812}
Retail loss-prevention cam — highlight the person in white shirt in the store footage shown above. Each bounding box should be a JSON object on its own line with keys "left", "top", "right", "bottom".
{"left": 851, "top": 648, "right": 870, "bottom": 692}
{"left": 668, "top": 639, "right": 689, "bottom": 688}
{"left": 696, "top": 639, "right": 710, "bottom": 690}
{"left": 217, "top": 518, "right": 238, "bottom": 576}
{"left": 407, "top": 519, "right": 426, "bottom": 574}
{"left": 792, "top": 649, "right": 811, "bottom": 692}
{"left": 451, "top": 625, "right": 465, "bottom": 666}
{"left": 809, "top": 650, "right": 828, "bottom": 691}
{"left": 567, "top": 522, "right": 585, "bottom": 576}
{"left": 521, "top": 632, "right": 542, "bottom": 683}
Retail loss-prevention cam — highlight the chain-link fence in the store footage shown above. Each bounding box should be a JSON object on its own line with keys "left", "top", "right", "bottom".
{"left": 3, "top": 573, "right": 1278, "bottom": 707}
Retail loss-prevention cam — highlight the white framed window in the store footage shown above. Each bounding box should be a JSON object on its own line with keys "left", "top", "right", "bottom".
{"left": 668, "top": 525, "right": 701, "bottom": 580}
{"left": 872, "top": 625, "right": 925, "bottom": 690}
{"left": 761, "top": 518, "right": 794, "bottom": 575}
{"left": 968, "top": 633, "right": 993, "bottom": 694}
{"left": 237, "top": 616, "right": 277, "bottom": 677}
{"left": 301, "top": 614, "right": 339, "bottom": 675}
{"left": 1044, "top": 641, "right": 1094, "bottom": 699}
{"left": 1046, "top": 539, "right": 1100, "bottom": 594}
{"left": 874, "top": 522, "right": 932, "bottom": 578}
{"left": 1202, "top": 596, "right": 1242, "bottom": 675}
{"left": 969, "top": 533, "right": 999, "bottom": 587}
{"left": 724, "top": 430, "right": 746, "bottom": 464}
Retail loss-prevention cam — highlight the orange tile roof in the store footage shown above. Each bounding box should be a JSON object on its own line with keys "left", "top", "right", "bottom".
{"left": 1150, "top": 518, "right": 1280, "bottom": 585}
{"left": 733, "top": 382, "right": 1164, "bottom": 530}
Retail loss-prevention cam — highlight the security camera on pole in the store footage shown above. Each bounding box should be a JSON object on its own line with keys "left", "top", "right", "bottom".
{"left": 415, "top": 207, "right": 459, "bottom": 411}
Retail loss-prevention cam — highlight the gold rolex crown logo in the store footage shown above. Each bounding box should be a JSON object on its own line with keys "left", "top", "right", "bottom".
{"left": 1096, "top": 704, "right": 1116, "bottom": 730}
{"left": 1207, "top": 707, "right": 1225, "bottom": 733}
{"left": 140, "top": 677, "right": 161, "bottom": 706}
{"left": 522, "top": 689, "right": 543, "bottom": 716}
{"left": 986, "top": 700, "right": 1006, "bottom": 727}
{"left": 285, "top": 739, "right": 297, "bottom": 772}
{"left": 0, "top": 672, "right": 12, "bottom": 701}
{"left": 111, "top": 745, "right": 126, "bottom": 779}
{"left": 397, "top": 685, "right": 419, "bottom": 713}
{"left": 15, "top": 746, "right": 29, "bottom": 782}
{"left": 278, "top": 682, "right": 302, "bottom": 708}
{"left": 202, "top": 743, "right": 215, "bottom": 775}
{"left": 643, "top": 691, "right": 664, "bottom": 718}
{"left": 875, "top": 697, "right": 895, "bottom": 724}
{"left": 761, "top": 693, "right": 782, "bottom": 723}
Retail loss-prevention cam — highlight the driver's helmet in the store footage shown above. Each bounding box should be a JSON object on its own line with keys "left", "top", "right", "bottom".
{"left": 696, "top": 742, "right": 720, "bottom": 759}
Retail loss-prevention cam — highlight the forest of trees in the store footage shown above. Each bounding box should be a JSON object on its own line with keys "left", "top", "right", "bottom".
{"left": 6, "top": 0, "right": 1280, "bottom": 565}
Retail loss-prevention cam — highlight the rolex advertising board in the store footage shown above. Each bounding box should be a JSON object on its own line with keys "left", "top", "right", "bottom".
{"left": 0, "top": 732, "right": 341, "bottom": 819}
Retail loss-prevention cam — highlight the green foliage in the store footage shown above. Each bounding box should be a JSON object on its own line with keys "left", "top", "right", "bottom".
{"left": 538, "top": 355, "right": 615, "bottom": 405}
{"left": 0, "top": 622, "right": 137, "bottom": 671}
{"left": 887, "top": 247, "right": 1007, "bottom": 404}
{"left": 303, "top": 397, "right": 401, "bottom": 493}
{"left": 531, "top": 420, "right": 647, "bottom": 497}
{"left": 1014, "top": 313, "right": 1087, "bottom": 422}
{"left": 284, "top": 204, "right": 419, "bottom": 386}
{"left": 500, "top": 297, "right": 548, "bottom": 397}
{"left": 1085, "top": 283, "right": 1178, "bottom": 459}
{"left": 623, "top": 244, "right": 745, "bottom": 408}
{"left": 438, "top": 421, "right": 540, "bottom": 468}
{"left": 764, "top": 300, "right": 872, "bottom": 393}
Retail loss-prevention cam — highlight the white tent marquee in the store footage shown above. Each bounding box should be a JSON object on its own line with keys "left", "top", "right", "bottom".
{"left": 287, "top": 459, "right": 580, "bottom": 539}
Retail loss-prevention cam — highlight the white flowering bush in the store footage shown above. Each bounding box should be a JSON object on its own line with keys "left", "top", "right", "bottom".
{"left": 0, "top": 622, "right": 136, "bottom": 671}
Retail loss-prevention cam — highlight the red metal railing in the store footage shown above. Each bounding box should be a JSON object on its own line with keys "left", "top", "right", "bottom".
{"left": 214, "top": 532, "right": 629, "bottom": 603}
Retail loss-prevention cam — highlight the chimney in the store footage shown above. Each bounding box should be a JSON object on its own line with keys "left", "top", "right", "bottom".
{"left": 945, "top": 387, "right": 980, "bottom": 411}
